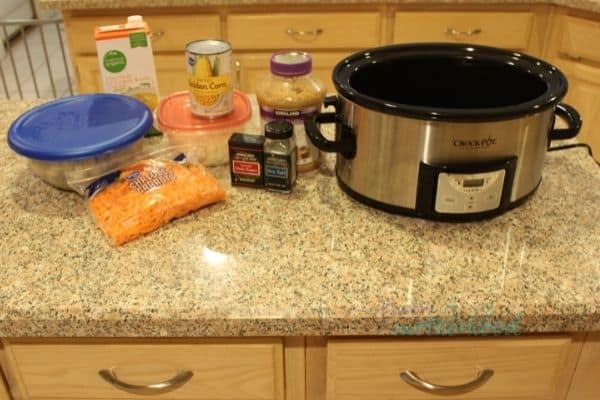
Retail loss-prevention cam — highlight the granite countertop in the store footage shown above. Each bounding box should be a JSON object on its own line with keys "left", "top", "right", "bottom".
{"left": 39, "top": 0, "right": 600, "bottom": 13}
{"left": 0, "top": 99, "right": 599, "bottom": 337}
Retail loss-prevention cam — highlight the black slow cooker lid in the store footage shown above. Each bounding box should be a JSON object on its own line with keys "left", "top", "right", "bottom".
{"left": 333, "top": 43, "right": 568, "bottom": 122}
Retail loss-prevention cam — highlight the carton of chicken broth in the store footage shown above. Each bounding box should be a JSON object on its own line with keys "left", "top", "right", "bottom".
{"left": 95, "top": 15, "right": 159, "bottom": 110}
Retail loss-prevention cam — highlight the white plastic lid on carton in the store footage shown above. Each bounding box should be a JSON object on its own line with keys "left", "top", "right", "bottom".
{"left": 126, "top": 15, "right": 145, "bottom": 29}
{"left": 97, "top": 15, "right": 145, "bottom": 33}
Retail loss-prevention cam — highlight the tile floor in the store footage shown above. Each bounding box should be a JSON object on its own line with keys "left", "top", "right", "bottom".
{"left": 0, "top": 10, "right": 76, "bottom": 100}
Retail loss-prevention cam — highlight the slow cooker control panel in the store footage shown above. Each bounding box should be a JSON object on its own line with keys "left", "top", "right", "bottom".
{"left": 435, "top": 170, "right": 506, "bottom": 214}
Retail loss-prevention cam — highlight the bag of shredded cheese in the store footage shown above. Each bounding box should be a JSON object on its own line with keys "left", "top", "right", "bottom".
{"left": 70, "top": 153, "right": 225, "bottom": 245}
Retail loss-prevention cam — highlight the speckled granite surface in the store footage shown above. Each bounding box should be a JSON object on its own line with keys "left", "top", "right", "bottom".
{"left": 39, "top": 0, "right": 600, "bottom": 13}
{"left": 0, "top": 99, "right": 598, "bottom": 337}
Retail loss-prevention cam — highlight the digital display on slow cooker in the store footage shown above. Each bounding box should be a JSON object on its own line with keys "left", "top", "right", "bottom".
{"left": 463, "top": 178, "right": 485, "bottom": 188}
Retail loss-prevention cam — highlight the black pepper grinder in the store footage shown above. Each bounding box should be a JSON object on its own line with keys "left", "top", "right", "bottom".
{"left": 263, "top": 120, "right": 297, "bottom": 193}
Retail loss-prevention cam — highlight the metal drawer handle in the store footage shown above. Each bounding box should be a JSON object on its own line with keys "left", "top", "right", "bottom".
{"left": 446, "top": 27, "right": 482, "bottom": 36}
{"left": 99, "top": 369, "right": 193, "bottom": 395}
{"left": 286, "top": 27, "right": 323, "bottom": 40}
{"left": 400, "top": 369, "right": 493, "bottom": 395}
{"left": 150, "top": 31, "right": 165, "bottom": 40}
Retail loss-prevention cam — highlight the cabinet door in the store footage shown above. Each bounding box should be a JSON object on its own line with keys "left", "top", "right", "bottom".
{"left": 393, "top": 12, "right": 534, "bottom": 50}
{"left": 65, "top": 14, "right": 221, "bottom": 54}
{"left": 3, "top": 338, "right": 284, "bottom": 400}
{"left": 0, "top": 369, "right": 10, "bottom": 400}
{"left": 227, "top": 12, "right": 380, "bottom": 50}
{"left": 568, "top": 332, "right": 600, "bottom": 400}
{"left": 75, "top": 55, "right": 188, "bottom": 97}
{"left": 558, "top": 15, "right": 600, "bottom": 65}
{"left": 232, "top": 52, "right": 349, "bottom": 94}
{"left": 74, "top": 56, "right": 102, "bottom": 93}
{"left": 553, "top": 58, "right": 600, "bottom": 161}
{"left": 328, "top": 335, "right": 582, "bottom": 400}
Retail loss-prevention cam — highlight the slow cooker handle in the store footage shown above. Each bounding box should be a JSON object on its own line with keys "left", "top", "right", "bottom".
{"left": 550, "top": 103, "right": 582, "bottom": 141}
{"left": 304, "top": 96, "right": 356, "bottom": 158}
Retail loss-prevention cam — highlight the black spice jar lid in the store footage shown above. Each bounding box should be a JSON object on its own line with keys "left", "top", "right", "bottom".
{"left": 228, "top": 132, "right": 265, "bottom": 149}
{"left": 265, "top": 120, "right": 294, "bottom": 139}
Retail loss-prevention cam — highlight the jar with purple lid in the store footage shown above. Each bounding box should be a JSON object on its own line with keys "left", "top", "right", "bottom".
{"left": 256, "top": 51, "right": 326, "bottom": 172}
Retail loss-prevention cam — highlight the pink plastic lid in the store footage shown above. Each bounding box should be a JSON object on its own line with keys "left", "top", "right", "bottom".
{"left": 156, "top": 90, "right": 252, "bottom": 132}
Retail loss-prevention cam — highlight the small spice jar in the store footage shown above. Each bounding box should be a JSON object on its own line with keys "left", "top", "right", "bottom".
{"left": 264, "top": 120, "right": 297, "bottom": 193}
{"left": 228, "top": 133, "right": 266, "bottom": 188}
{"left": 256, "top": 51, "right": 325, "bottom": 173}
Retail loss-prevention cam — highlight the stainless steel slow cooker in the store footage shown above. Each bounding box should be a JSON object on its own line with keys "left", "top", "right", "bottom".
{"left": 305, "top": 43, "right": 582, "bottom": 221}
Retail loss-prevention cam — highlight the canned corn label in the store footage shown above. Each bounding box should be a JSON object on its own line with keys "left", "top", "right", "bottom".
{"left": 186, "top": 40, "right": 233, "bottom": 118}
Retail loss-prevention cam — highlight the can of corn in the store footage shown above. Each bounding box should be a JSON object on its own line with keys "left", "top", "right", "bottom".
{"left": 185, "top": 40, "right": 233, "bottom": 118}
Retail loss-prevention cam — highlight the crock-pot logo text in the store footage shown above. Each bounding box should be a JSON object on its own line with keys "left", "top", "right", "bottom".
{"left": 453, "top": 136, "right": 497, "bottom": 149}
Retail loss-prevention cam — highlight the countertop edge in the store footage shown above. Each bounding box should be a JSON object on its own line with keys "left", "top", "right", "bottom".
{"left": 1, "top": 313, "right": 598, "bottom": 337}
{"left": 37, "top": 0, "right": 600, "bottom": 14}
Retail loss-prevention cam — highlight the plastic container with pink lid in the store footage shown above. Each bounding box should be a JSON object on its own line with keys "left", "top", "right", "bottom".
{"left": 156, "top": 89, "right": 255, "bottom": 166}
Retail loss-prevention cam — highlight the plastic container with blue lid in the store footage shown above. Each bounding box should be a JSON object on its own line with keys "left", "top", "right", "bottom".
{"left": 8, "top": 94, "right": 153, "bottom": 190}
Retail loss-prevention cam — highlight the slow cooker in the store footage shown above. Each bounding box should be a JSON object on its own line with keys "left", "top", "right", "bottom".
{"left": 305, "top": 43, "right": 582, "bottom": 221}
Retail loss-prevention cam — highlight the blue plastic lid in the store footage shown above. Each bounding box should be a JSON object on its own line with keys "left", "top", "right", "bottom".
{"left": 8, "top": 94, "right": 153, "bottom": 161}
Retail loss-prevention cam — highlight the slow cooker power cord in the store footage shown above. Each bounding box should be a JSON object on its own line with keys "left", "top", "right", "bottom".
{"left": 548, "top": 143, "right": 600, "bottom": 167}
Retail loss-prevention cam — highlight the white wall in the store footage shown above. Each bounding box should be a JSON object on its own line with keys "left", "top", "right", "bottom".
{"left": 1, "top": 0, "right": 35, "bottom": 58}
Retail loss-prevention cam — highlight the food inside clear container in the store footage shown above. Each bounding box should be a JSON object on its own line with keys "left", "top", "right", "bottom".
{"left": 256, "top": 51, "right": 326, "bottom": 172}
{"left": 7, "top": 94, "right": 153, "bottom": 190}
{"left": 156, "top": 90, "right": 254, "bottom": 166}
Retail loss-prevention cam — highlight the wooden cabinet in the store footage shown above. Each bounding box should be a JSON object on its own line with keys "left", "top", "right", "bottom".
{"left": 392, "top": 11, "right": 534, "bottom": 50}
{"left": 0, "top": 343, "right": 11, "bottom": 400}
{"left": 227, "top": 11, "right": 380, "bottom": 93}
{"left": 567, "top": 332, "right": 600, "bottom": 400}
{"left": 64, "top": 10, "right": 221, "bottom": 97}
{"left": 557, "top": 15, "right": 600, "bottom": 64}
{"left": 1, "top": 338, "right": 284, "bottom": 400}
{"left": 64, "top": 13, "right": 221, "bottom": 54}
{"left": 0, "top": 369, "right": 10, "bottom": 400}
{"left": 327, "top": 335, "right": 582, "bottom": 400}
{"left": 227, "top": 12, "right": 380, "bottom": 50}
{"left": 1, "top": 334, "right": 598, "bottom": 400}
{"left": 546, "top": 13, "right": 600, "bottom": 161}
{"left": 552, "top": 58, "right": 600, "bottom": 158}
{"left": 65, "top": 5, "right": 552, "bottom": 96}
{"left": 64, "top": 8, "right": 382, "bottom": 95}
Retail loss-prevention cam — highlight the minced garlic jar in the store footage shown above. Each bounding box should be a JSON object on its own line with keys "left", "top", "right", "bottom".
{"left": 256, "top": 51, "right": 326, "bottom": 172}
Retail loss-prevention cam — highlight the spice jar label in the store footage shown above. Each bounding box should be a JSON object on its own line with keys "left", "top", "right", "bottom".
{"left": 228, "top": 133, "right": 265, "bottom": 188}
{"left": 232, "top": 159, "right": 260, "bottom": 176}
{"left": 264, "top": 152, "right": 296, "bottom": 191}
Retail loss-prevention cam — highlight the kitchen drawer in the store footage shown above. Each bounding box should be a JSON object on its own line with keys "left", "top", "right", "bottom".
{"left": 76, "top": 54, "right": 189, "bottom": 96}
{"left": 552, "top": 58, "right": 600, "bottom": 161}
{"left": 327, "top": 335, "right": 580, "bottom": 400}
{"left": 567, "top": 332, "right": 600, "bottom": 400}
{"left": 65, "top": 14, "right": 221, "bottom": 54}
{"left": 5, "top": 339, "right": 284, "bottom": 399}
{"left": 393, "top": 12, "right": 534, "bottom": 50}
{"left": 559, "top": 15, "right": 600, "bottom": 64}
{"left": 233, "top": 51, "right": 349, "bottom": 94}
{"left": 0, "top": 368, "right": 9, "bottom": 400}
{"left": 227, "top": 12, "right": 380, "bottom": 50}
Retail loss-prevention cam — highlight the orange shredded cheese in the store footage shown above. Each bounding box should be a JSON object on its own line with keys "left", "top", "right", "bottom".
{"left": 89, "top": 159, "right": 225, "bottom": 245}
